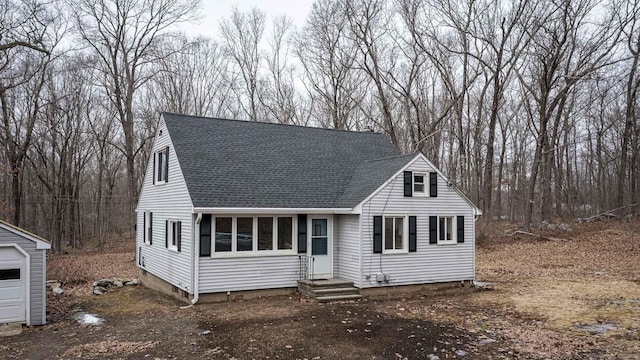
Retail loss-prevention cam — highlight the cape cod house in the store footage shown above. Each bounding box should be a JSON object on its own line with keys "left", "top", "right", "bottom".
{"left": 136, "top": 113, "right": 481, "bottom": 302}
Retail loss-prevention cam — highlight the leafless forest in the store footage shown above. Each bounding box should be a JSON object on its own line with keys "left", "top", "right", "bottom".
{"left": 1, "top": 0, "right": 639, "bottom": 252}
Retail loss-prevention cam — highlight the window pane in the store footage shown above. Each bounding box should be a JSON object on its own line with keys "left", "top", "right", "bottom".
{"left": 384, "top": 217, "right": 393, "bottom": 249}
{"left": 237, "top": 217, "right": 253, "bottom": 251}
{"left": 157, "top": 152, "right": 163, "bottom": 181}
{"left": 311, "top": 237, "right": 328, "bottom": 255}
{"left": 395, "top": 217, "right": 403, "bottom": 249}
{"left": 172, "top": 222, "right": 178, "bottom": 246}
{"left": 258, "top": 217, "right": 273, "bottom": 250}
{"left": 0, "top": 269, "right": 20, "bottom": 280}
{"left": 414, "top": 184, "right": 424, "bottom": 192}
{"left": 439, "top": 217, "right": 445, "bottom": 240}
{"left": 277, "top": 217, "right": 293, "bottom": 250}
{"left": 312, "top": 219, "right": 327, "bottom": 236}
{"left": 215, "top": 217, "right": 232, "bottom": 252}
{"left": 414, "top": 175, "right": 424, "bottom": 183}
{"left": 445, "top": 217, "right": 452, "bottom": 240}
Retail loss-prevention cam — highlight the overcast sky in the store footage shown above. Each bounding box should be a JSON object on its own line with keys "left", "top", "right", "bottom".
{"left": 179, "top": 0, "right": 315, "bottom": 38}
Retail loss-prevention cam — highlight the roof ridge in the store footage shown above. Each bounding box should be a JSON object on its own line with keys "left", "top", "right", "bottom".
{"left": 161, "top": 112, "right": 386, "bottom": 136}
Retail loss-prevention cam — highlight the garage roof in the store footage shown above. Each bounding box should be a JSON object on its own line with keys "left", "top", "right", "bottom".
{"left": 0, "top": 220, "right": 51, "bottom": 250}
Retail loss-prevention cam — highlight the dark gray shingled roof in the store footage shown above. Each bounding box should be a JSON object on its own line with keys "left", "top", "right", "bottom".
{"left": 162, "top": 113, "right": 416, "bottom": 209}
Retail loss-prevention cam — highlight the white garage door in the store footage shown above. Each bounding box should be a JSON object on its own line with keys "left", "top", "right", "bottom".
{"left": 0, "top": 246, "right": 27, "bottom": 324}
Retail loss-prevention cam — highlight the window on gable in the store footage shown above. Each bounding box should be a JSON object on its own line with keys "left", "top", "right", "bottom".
{"left": 438, "top": 216, "right": 455, "bottom": 244}
{"left": 155, "top": 147, "right": 169, "bottom": 184}
{"left": 211, "top": 216, "right": 294, "bottom": 254}
{"left": 413, "top": 172, "right": 427, "bottom": 195}
{"left": 383, "top": 216, "right": 406, "bottom": 253}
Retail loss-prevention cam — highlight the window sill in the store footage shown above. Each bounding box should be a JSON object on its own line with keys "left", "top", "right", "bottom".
{"left": 436, "top": 241, "right": 457, "bottom": 245}
{"left": 154, "top": 181, "right": 167, "bottom": 186}
{"left": 412, "top": 192, "right": 428, "bottom": 197}
{"left": 143, "top": 242, "right": 152, "bottom": 246}
{"left": 382, "top": 249, "right": 408, "bottom": 255}
{"left": 167, "top": 246, "right": 179, "bottom": 252}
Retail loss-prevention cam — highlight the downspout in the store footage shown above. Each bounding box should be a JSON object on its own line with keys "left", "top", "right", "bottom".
{"left": 192, "top": 213, "right": 202, "bottom": 305}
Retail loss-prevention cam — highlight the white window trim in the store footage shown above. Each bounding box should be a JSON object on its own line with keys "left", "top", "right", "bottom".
{"left": 143, "top": 211, "right": 152, "bottom": 245}
{"left": 211, "top": 215, "right": 297, "bottom": 257}
{"left": 382, "top": 214, "right": 408, "bottom": 254}
{"left": 167, "top": 219, "right": 179, "bottom": 252}
{"left": 154, "top": 148, "right": 168, "bottom": 185}
{"left": 413, "top": 172, "right": 428, "bottom": 196}
{"left": 437, "top": 215, "right": 457, "bottom": 245}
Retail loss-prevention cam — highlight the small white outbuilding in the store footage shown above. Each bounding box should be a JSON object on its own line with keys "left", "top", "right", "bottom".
{"left": 0, "top": 220, "right": 50, "bottom": 326}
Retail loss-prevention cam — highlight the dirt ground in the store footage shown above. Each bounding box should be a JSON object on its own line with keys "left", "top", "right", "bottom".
{"left": 1, "top": 219, "right": 639, "bottom": 359}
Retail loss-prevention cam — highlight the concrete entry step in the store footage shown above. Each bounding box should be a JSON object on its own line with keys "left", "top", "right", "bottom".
{"left": 0, "top": 322, "right": 23, "bottom": 337}
{"left": 316, "top": 294, "right": 362, "bottom": 303}
{"left": 298, "top": 278, "right": 361, "bottom": 303}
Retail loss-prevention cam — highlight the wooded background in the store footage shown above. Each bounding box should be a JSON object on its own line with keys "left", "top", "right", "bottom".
{"left": 1, "top": 0, "right": 639, "bottom": 252}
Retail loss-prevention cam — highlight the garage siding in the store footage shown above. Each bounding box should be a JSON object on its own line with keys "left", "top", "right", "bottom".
{"left": 136, "top": 116, "right": 194, "bottom": 293}
{"left": 359, "top": 157, "right": 476, "bottom": 288}
{"left": 0, "top": 228, "right": 46, "bottom": 326}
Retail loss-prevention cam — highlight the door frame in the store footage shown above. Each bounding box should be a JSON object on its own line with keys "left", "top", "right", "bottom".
{"left": 0, "top": 244, "right": 30, "bottom": 325}
{"left": 307, "top": 215, "right": 333, "bottom": 279}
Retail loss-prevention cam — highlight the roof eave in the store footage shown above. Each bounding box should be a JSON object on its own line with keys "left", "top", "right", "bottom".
{"left": 192, "top": 207, "right": 354, "bottom": 215}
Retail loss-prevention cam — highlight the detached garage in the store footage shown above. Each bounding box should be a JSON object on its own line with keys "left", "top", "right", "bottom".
{"left": 0, "top": 220, "right": 50, "bottom": 326}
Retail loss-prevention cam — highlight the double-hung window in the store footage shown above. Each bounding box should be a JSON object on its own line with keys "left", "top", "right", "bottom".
{"left": 167, "top": 219, "right": 181, "bottom": 251}
{"left": 154, "top": 147, "right": 169, "bottom": 184}
{"left": 438, "top": 216, "right": 455, "bottom": 244}
{"left": 413, "top": 172, "right": 426, "bottom": 195}
{"left": 213, "top": 216, "right": 294, "bottom": 254}
{"left": 383, "top": 215, "right": 407, "bottom": 253}
{"left": 143, "top": 212, "right": 153, "bottom": 245}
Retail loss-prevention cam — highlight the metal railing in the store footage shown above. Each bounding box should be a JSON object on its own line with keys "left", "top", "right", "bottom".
{"left": 298, "top": 255, "right": 315, "bottom": 280}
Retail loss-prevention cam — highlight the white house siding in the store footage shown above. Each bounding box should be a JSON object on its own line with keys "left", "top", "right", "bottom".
{"left": 334, "top": 215, "right": 361, "bottom": 286}
{"left": 359, "top": 157, "right": 475, "bottom": 288}
{"left": 0, "top": 228, "right": 46, "bottom": 326}
{"left": 137, "top": 117, "right": 194, "bottom": 293}
{"left": 198, "top": 256, "right": 300, "bottom": 293}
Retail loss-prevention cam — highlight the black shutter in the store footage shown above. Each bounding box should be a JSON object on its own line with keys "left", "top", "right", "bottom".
{"left": 165, "top": 220, "right": 169, "bottom": 248}
{"left": 138, "top": 246, "right": 141, "bottom": 266}
{"left": 143, "top": 211, "right": 146, "bottom": 243}
{"left": 409, "top": 216, "right": 417, "bottom": 252}
{"left": 200, "top": 214, "right": 211, "bottom": 257}
{"left": 404, "top": 171, "right": 413, "bottom": 197}
{"left": 164, "top": 147, "right": 169, "bottom": 182}
{"left": 152, "top": 153, "right": 156, "bottom": 185}
{"left": 373, "top": 216, "right": 382, "bottom": 253}
{"left": 149, "top": 212, "right": 153, "bottom": 245}
{"left": 429, "top": 172, "right": 438, "bottom": 197}
{"left": 429, "top": 216, "right": 437, "bottom": 244}
{"left": 457, "top": 216, "right": 465, "bottom": 243}
{"left": 298, "top": 215, "right": 307, "bottom": 254}
{"left": 177, "top": 221, "right": 182, "bottom": 251}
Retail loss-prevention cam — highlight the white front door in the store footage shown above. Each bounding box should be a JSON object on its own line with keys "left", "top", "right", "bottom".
{"left": 308, "top": 217, "right": 332, "bottom": 279}
{"left": 0, "top": 247, "right": 27, "bottom": 324}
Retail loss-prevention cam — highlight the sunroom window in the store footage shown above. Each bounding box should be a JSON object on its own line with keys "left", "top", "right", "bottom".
{"left": 212, "top": 216, "right": 295, "bottom": 254}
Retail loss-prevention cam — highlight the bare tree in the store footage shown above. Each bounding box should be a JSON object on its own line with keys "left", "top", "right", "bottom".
{"left": 71, "top": 0, "right": 200, "bottom": 207}
{"left": 296, "top": 0, "right": 366, "bottom": 130}
{"left": 220, "top": 7, "right": 265, "bottom": 121}
{"left": 0, "top": 0, "right": 57, "bottom": 226}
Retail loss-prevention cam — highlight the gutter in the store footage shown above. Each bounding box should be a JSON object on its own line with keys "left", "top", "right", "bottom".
{"left": 191, "top": 213, "right": 202, "bottom": 305}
